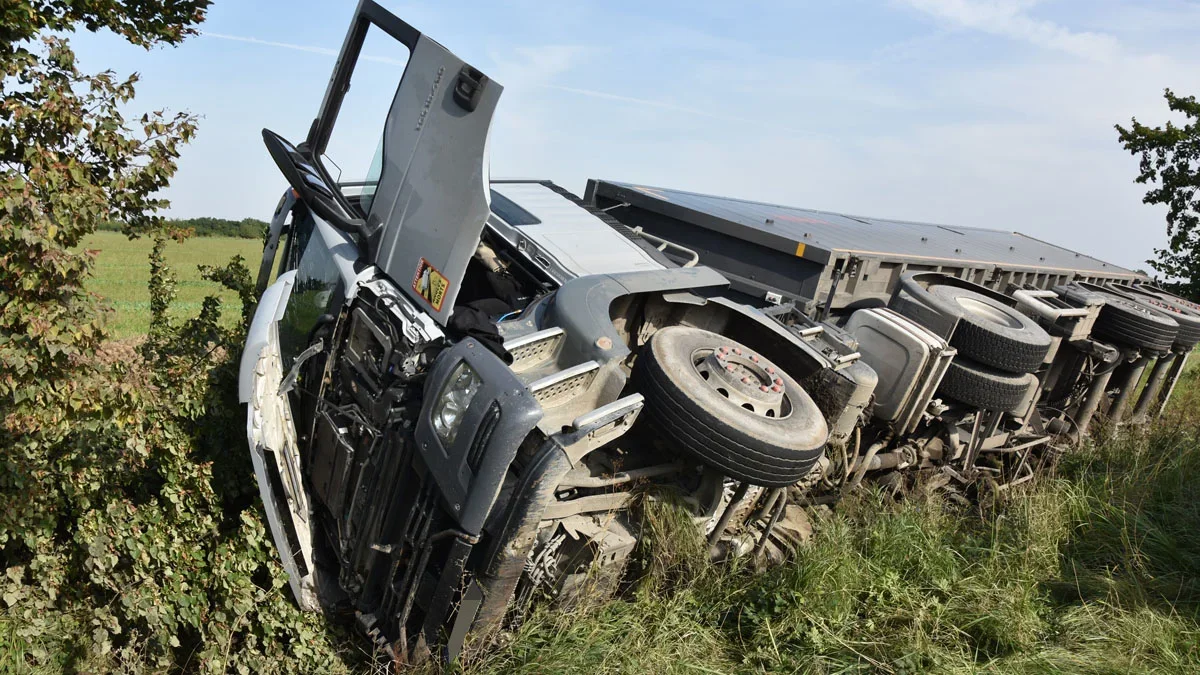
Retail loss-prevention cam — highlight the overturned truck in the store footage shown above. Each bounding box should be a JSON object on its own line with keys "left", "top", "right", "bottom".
{"left": 586, "top": 179, "right": 1196, "bottom": 442}
{"left": 239, "top": 0, "right": 1198, "bottom": 665}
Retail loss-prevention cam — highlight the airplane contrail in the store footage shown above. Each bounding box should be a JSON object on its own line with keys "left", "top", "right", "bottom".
{"left": 203, "top": 32, "right": 337, "bottom": 57}
{"left": 202, "top": 32, "right": 406, "bottom": 65}
{"left": 542, "top": 85, "right": 808, "bottom": 136}
{"left": 200, "top": 32, "right": 810, "bottom": 136}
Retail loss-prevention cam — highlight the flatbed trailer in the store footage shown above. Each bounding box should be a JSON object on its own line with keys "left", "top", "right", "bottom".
{"left": 584, "top": 180, "right": 1143, "bottom": 316}
{"left": 586, "top": 177, "right": 1200, "bottom": 441}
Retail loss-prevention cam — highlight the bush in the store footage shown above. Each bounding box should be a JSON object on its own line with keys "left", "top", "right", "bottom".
{"left": 1, "top": 240, "right": 361, "bottom": 671}
{"left": 0, "top": 7, "right": 363, "bottom": 671}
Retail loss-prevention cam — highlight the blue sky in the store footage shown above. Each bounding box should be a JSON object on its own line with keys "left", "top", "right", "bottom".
{"left": 67, "top": 0, "right": 1200, "bottom": 271}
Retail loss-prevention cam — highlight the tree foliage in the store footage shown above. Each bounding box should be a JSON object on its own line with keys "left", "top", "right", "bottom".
{"left": 0, "top": 0, "right": 209, "bottom": 54}
{"left": 98, "top": 216, "right": 271, "bottom": 239}
{"left": 1116, "top": 89, "right": 1200, "bottom": 299}
{"left": 0, "top": 2, "right": 359, "bottom": 670}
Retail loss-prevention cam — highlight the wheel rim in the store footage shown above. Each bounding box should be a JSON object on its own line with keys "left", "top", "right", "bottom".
{"left": 691, "top": 344, "right": 789, "bottom": 418}
{"left": 955, "top": 296, "right": 1023, "bottom": 328}
{"left": 1138, "top": 294, "right": 1199, "bottom": 322}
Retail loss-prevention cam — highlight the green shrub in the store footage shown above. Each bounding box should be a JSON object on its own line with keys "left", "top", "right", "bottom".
{"left": 0, "top": 5, "right": 361, "bottom": 671}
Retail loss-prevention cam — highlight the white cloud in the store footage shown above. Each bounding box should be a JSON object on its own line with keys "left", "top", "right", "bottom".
{"left": 900, "top": 0, "right": 1121, "bottom": 61}
{"left": 542, "top": 84, "right": 813, "bottom": 136}
{"left": 487, "top": 44, "right": 591, "bottom": 87}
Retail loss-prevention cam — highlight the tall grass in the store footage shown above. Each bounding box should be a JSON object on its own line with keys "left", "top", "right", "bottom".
{"left": 467, "top": 367, "right": 1200, "bottom": 674}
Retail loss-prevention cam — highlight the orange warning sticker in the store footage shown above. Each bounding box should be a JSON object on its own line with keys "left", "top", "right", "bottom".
{"left": 412, "top": 258, "right": 450, "bottom": 312}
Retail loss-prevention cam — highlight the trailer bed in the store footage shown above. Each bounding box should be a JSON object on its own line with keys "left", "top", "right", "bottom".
{"left": 585, "top": 179, "right": 1141, "bottom": 315}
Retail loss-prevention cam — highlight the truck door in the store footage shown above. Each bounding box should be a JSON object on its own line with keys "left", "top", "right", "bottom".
{"left": 306, "top": 0, "right": 503, "bottom": 327}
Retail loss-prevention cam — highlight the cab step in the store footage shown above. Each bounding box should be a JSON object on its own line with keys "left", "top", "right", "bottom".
{"left": 504, "top": 327, "right": 565, "bottom": 373}
{"left": 529, "top": 360, "right": 600, "bottom": 407}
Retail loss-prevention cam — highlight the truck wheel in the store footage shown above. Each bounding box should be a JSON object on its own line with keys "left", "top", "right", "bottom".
{"left": 927, "top": 285, "right": 1051, "bottom": 374}
{"left": 1116, "top": 288, "right": 1200, "bottom": 349}
{"left": 1058, "top": 283, "right": 1179, "bottom": 354}
{"left": 937, "top": 357, "right": 1038, "bottom": 412}
{"left": 634, "top": 326, "right": 828, "bottom": 488}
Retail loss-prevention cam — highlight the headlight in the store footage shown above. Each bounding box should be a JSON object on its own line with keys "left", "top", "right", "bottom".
{"left": 431, "top": 362, "right": 482, "bottom": 446}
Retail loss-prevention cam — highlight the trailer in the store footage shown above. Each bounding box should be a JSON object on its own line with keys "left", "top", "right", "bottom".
{"left": 586, "top": 177, "right": 1198, "bottom": 469}
{"left": 584, "top": 180, "right": 1143, "bottom": 316}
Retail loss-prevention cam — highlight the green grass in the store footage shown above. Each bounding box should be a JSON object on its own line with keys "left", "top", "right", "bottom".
{"left": 80, "top": 231, "right": 262, "bottom": 339}
{"left": 461, "top": 368, "right": 1200, "bottom": 675}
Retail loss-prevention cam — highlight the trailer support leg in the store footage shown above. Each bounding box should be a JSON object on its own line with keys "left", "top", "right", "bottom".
{"left": 1155, "top": 350, "right": 1190, "bottom": 417}
{"left": 1132, "top": 353, "right": 1175, "bottom": 422}
{"left": 1075, "top": 366, "right": 1114, "bottom": 437}
{"left": 963, "top": 410, "right": 1001, "bottom": 472}
{"left": 708, "top": 481, "right": 749, "bottom": 550}
{"left": 753, "top": 488, "right": 787, "bottom": 559}
{"left": 1107, "top": 356, "right": 1149, "bottom": 426}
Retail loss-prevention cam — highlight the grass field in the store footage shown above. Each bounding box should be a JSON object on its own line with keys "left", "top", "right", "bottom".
{"left": 18, "top": 234, "right": 1200, "bottom": 672}
{"left": 80, "top": 231, "right": 262, "bottom": 339}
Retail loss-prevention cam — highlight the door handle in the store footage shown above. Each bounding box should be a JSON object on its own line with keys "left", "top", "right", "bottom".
{"left": 453, "top": 65, "right": 487, "bottom": 112}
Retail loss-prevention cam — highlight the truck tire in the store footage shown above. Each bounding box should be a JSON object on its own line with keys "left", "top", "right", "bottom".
{"left": 937, "top": 357, "right": 1038, "bottom": 412}
{"left": 634, "top": 326, "right": 828, "bottom": 488}
{"left": 927, "top": 285, "right": 1051, "bottom": 374}
{"left": 889, "top": 295, "right": 945, "bottom": 334}
{"left": 1114, "top": 287, "right": 1200, "bottom": 349}
{"left": 1057, "top": 283, "right": 1179, "bottom": 354}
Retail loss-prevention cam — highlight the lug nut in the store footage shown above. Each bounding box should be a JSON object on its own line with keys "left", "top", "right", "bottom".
{"left": 726, "top": 365, "right": 735, "bottom": 372}
{"left": 772, "top": 384, "right": 783, "bottom": 393}
{"left": 742, "top": 376, "right": 752, "bottom": 384}
{"left": 733, "top": 347, "right": 742, "bottom": 355}
{"left": 719, "top": 346, "right": 729, "bottom": 353}
{"left": 750, "top": 354, "right": 759, "bottom": 362}
{"left": 774, "top": 377, "right": 783, "bottom": 386}
{"left": 760, "top": 385, "right": 770, "bottom": 392}
{"left": 766, "top": 366, "right": 775, "bottom": 375}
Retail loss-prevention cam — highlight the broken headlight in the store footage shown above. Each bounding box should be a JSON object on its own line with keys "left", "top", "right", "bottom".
{"left": 431, "top": 362, "right": 482, "bottom": 446}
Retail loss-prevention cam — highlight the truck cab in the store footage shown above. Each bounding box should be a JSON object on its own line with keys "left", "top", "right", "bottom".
{"left": 240, "top": 0, "right": 861, "bottom": 662}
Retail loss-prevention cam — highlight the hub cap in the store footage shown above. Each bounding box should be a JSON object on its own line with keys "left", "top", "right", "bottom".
{"left": 955, "top": 296, "right": 1023, "bottom": 328}
{"left": 693, "top": 345, "right": 787, "bottom": 418}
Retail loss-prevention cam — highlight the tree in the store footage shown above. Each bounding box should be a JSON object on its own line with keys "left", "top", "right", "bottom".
{"left": 1116, "top": 89, "right": 1200, "bottom": 299}
{"left": 0, "top": 1, "right": 208, "bottom": 400}
{"left": 0, "top": 7, "right": 207, "bottom": 606}
{"left": 1, "top": 0, "right": 206, "bottom": 654}
{"left": 0, "top": 4, "right": 357, "bottom": 670}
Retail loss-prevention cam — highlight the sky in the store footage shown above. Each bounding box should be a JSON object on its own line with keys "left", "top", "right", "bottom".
{"left": 65, "top": 0, "right": 1200, "bottom": 272}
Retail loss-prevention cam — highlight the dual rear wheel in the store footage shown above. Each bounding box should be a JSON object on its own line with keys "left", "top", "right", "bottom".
{"left": 898, "top": 285, "right": 1050, "bottom": 412}
{"left": 634, "top": 326, "right": 828, "bottom": 488}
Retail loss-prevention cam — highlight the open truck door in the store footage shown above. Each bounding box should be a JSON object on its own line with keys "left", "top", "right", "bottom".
{"left": 243, "top": 0, "right": 502, "bottom": 616}
{"left": 306, "top": 0, "right": 502, "bottom": 326}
